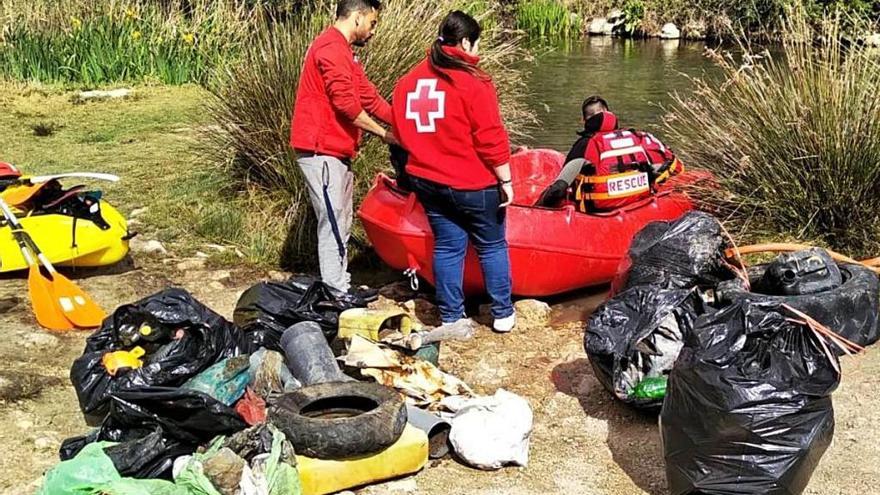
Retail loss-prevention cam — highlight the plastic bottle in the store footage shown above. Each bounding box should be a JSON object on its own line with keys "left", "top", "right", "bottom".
{"left": 631, "top": 376, "right": 668, "bottom": 400}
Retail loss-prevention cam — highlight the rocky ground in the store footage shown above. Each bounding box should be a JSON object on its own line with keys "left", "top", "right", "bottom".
{"left": 1, "top": 250, "right": 878, "bottom": 495}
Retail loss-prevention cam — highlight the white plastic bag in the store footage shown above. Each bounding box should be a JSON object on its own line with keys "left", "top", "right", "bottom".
{"left": 448, "top": 389, "right": 533, "bottom": 470}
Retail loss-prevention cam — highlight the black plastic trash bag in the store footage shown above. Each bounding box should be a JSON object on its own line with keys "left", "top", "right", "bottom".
{"left": 103, "top": 430, "right": 191, "bottom": 479}
{"left": 70, "top": 288, "right": 243, "bottom": 423}
{"left": 585, "top": 286, "right": 705, "bottom": 410}
{"left": 612, "top": 211, "right": 732, "bottom": 293}
{"left": 60, "top": 387, "right": 247, "bottom": 479}
{"left": 661, "top": 301, "right": 839, "bottom": 495}
{"left": 716, "top": 262, "right": 880, "bottom": 352}
{"left": 234, "top": 276, "right": 370, "bottom": 350}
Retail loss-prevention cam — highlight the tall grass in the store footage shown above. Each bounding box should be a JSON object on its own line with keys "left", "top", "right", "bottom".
{"left": 515, "top": 0, "right": 584, "bottom": 42}
{"left": 204, "top": 0, "right": 535, "bottom": 268}
{"left": 665, "top": 8, "right": 880, "bottom": 257}
{"left": 0, "top": 0, "right": 253, "bottom": 85}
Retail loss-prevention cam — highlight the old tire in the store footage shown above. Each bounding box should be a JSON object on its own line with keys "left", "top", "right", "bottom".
{"left": 720, "top": 263, "right": 880, "bottom": 350}
{"left": 270, "top": 381, "right": 407, "bottom": 459}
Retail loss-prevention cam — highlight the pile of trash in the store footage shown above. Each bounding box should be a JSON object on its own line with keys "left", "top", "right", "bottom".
{"left": 585, "top": 211, "right": 879, "bottom": 493}
{"left": 41, "top": 276, "right": 534, "bottom": 495}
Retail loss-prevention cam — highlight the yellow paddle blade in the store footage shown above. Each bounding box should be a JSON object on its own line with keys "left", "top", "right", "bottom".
{"left": 28, "top": 264, "right": 75, "bottom": 331}
{"left": 49, "top": 272, "right": 106, "bottom": 328}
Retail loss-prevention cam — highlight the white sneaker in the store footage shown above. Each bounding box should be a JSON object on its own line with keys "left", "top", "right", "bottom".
{"left": 493, "top": 313, "right": 516, "bottom": 333}
{"left": 438, "top": 318, "right": 475, "bottom": 331}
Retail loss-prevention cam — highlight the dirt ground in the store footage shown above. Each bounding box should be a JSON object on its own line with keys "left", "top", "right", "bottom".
{"left": 1, "top": 257, "right": 878, "bottom": 495}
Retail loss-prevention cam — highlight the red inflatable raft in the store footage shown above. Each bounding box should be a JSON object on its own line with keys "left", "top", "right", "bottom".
{"left": 359, "top": 149, "right": 705, "bottom": 297}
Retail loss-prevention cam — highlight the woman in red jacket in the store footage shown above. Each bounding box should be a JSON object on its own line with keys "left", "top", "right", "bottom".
{"left": 391, "top": 11, "right": 515, "bottom": 333}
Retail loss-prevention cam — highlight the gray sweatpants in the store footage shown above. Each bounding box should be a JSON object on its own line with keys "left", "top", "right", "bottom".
{"left": 297, "top": 155, "right": 354, "bottom": 292}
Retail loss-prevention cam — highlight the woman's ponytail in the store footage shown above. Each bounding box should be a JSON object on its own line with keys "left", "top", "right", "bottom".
{"left": 429, "top": 11, "right": 485, "bottom": 81}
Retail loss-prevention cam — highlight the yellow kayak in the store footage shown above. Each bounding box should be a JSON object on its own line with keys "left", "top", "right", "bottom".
{"left": 0, "top": 190, "right": 130, "bottom": 273}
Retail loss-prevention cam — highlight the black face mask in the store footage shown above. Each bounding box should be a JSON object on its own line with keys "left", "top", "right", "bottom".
{"left": 579, "top": 112, "right": 606, "bottom": 137}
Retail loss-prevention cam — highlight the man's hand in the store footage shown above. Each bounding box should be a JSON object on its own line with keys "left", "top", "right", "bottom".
{"left": 382, "top": 129, "right": 401, "bottom": 147}
{"left": 500, "top": 182, "right": 515, "bottom": 208}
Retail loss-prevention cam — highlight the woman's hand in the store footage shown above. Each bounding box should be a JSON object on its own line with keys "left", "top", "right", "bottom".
{"left": 500, "top": 181, "right": 514, "bottom": 207}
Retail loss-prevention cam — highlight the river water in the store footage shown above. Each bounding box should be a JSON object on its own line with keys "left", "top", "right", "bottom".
{"left": 518, "top": 38, "right": 720, "bottom": 322}
{"left": 522, "top": 37, "right": 720, "bottom": 151}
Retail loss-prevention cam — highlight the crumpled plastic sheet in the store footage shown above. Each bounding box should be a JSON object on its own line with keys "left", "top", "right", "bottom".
{"left": 343, "top": 335, "right": 473, "bottom": 407}
{"left": 248, "top": 349, "right": 300, "bottom": 399}
{"left": 446, "top": 389, "right": 533, "bottom": 470}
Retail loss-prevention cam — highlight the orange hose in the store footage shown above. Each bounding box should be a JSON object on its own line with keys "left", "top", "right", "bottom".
{"left": 725, "top": 243, "right": 880, "bottom": 274}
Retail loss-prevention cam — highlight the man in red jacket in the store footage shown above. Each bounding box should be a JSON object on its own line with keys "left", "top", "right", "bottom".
{"left": 291, "top": 0, "right": 397, "bottom": 292}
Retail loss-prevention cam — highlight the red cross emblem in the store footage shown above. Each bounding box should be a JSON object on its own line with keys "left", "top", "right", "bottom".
{"left": 406, "top": 79, "right": 445, "bottom": 133}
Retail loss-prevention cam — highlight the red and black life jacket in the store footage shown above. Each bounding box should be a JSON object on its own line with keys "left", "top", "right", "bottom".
{"left": 573, "top": 112, "right": 683, "bottom": 212}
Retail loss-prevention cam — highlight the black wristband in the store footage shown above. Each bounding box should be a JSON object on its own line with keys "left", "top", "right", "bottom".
{"left": 500, "top": 179, "right": 513, "bottom": 185}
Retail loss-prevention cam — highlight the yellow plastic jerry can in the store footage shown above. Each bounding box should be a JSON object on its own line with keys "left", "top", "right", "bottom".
{"left": 296, "top": 424, "right": 429, "bottom": 495}
{"left": 337, "top": 308, "right": 414, "bottom": 342}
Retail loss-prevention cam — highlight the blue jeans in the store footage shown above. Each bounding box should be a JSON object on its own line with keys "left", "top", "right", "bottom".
{"left": 410, "top": 177, "right": 514, "bottom": 323}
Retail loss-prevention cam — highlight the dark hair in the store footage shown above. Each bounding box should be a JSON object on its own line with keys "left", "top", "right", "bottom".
{"left": 430, "top": 11, "right": 485, "bottom": 81}
{"left": 336, "top": 0, "right": 381, "bottom": 19}
{"left": 582, "top": 96, "right": 609, "bottom": 120}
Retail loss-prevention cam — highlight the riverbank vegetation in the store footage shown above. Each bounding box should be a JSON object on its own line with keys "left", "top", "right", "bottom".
{"left": 0, "top": 0, "right": 257, "bottom": 85}
{"left": 511, "top": 0, "right": 880, "bottom": 43}
{"left": 666, "top": 9, "right": 880, "bottom": 257}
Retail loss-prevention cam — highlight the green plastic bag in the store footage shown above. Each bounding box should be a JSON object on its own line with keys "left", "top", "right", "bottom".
{"left": 38, "top": 442, "right": 186, "bottom": 495}
{"left": 264, "top": 426, "right": 303, "bottom": 495}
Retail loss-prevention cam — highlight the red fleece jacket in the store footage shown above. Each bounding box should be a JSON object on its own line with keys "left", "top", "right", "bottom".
{"left": 291, "top": 27, "right": 392, "bottom": 159}
{"left": 392, "top": 46, "right": 510, "bottom": 190}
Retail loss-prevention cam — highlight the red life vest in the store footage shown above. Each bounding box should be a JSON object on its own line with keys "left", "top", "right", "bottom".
{"left": 573, "top": 112, "right": 683, "bottom": 212}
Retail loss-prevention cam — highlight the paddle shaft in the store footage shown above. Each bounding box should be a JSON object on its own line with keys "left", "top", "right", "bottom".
{"left": 0, "top": 198, "right": 58, "bottom": 274}
{"left": 27, "top": 172, "right": 119, "bottom": 184}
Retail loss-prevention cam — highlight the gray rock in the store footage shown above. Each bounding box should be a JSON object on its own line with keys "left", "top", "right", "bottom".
{"left": 362, "top": 477, "right": 418, "bottom": 494}
{"left": 588, "top": 18, "right": 609, "bottom": 35}
{"left": 203, "top": 448, "right": 246, "bottom": 495}
{"left": 660, "top": 23, "right": 681, "bottom": 40}
{"left": 176, "top": 258, "right": 206, "bottom": 272}
{"left": 131, "top": 238, "right": 168, "bottom": 256}
{"left": 514, "top": 299, "right": 552, "bottom": 329}
{"left": 34, "top": 436, "right": 56, "bottom": 451}
{"left": 75, "top": 88, "right": 132, "bottom": 103}
{"left": 21, "top": 331, "right": 60, "bottom": 350}
{"left": 607, "top": 9, "right": 625, "bottom": 23}
{"left": 129, "top": 207, "right": 149, "bottom": 218}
